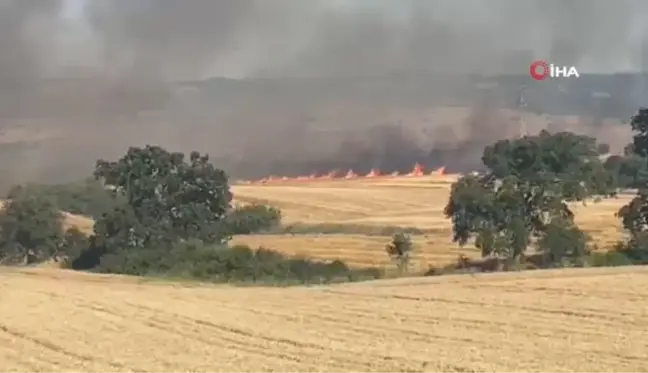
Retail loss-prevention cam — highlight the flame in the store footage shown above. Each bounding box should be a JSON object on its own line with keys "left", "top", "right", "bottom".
{"left": 365, "top": 168, "right": 381, "bottom": 178}
{"left": 241, "top": 163, "right": 448, "bottom": 184}
{"left": 344, "top": 169, "right": 357, "bottom": 179}
{"left": 431, "top": 166, "right": 446, "bottom": 175}
{"left": 407, "top": 163, "right": 424, "bottom": 177}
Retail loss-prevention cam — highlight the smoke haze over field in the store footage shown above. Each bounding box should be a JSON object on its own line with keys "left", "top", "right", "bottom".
{"left": 1, "top": 0, "right": 647, "bottom": 186}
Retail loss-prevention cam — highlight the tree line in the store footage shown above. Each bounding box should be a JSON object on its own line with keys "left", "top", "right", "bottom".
{"left": 2, "top": 108, "right": 648, "bottom": 284}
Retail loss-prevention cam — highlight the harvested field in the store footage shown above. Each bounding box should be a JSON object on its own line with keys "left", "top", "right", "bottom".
{"left": 232, "top": 175, "right": 632, "bottom": 268}
{"left": 230, "top": 234, "right": 477, "bottom": 271}
{"left": 1, "top": 266, "right": 647, "bottom": 372}
{"left": 2, "top": 175, "right": 631, "bottom": 269}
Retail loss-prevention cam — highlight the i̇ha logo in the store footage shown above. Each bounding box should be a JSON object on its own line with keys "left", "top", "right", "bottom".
{"left": 529, "top": 60, "right": 579, "bottom": 81}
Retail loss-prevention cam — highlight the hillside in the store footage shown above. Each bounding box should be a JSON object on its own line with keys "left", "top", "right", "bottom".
{"left": 1, "top": 266, "right": 647, "bottom": 372}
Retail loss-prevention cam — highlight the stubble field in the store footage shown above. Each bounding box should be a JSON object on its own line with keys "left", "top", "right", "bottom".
{"left": 231, "top": 175, "right": 632, "bottom": 270}
{"left": 2, "top": 174, "right": 647, "bottom": 372}
{"left": 2, "top": 266, "right": 647, "bottom": 372}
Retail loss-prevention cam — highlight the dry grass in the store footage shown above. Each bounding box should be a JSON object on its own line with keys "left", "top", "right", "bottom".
{"left": 231, "top": 175, "right": 632, "bottom": 268}
{"left": 1, "top": 266, "right": 647, "bottom": 372}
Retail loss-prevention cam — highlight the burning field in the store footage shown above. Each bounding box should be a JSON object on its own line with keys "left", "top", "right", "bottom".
{"left": 231, "top": 169, "right": 631, "bottom": 271}
{"left": 1, "top": 171, "right": 646, "bottom": 372}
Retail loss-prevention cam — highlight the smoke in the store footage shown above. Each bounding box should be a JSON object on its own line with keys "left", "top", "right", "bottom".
{"left": 1, "top": 0, "right": 647, "bottom": 187}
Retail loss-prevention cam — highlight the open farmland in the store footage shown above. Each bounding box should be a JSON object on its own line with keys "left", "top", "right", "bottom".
{"left": 1, "top": 266, "right": 647, "bottom": 372}
{"left": 231, "top": 175, "right": 633, "bottom": 269}
{"left": 11, "top": 174, "right": 632, "bottom": 270}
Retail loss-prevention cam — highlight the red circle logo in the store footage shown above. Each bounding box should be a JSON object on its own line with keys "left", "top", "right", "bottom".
{"left": 529, "top": 60, "right": 549, "bottom": 80}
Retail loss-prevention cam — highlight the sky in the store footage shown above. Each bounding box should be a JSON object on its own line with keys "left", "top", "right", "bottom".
{"left": 2, "top": 0, "right": 647, "bottom": 185}
{"left": 62, "top": 0, "right": 84, "bottom": 20}
{"left": 51, "top": 0, "right": 648, "bottom": 78}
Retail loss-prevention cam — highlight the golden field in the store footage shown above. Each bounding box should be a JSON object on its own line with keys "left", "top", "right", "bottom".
{"left": 1, "top": 266, "right": 647, "bottom": 372}
{"left": 3, "top": 173, "right": 631, "bottom": 270}
{"left": 231, "top": 175, "right": 632, "bottom": 270}
{"left": 2, "top": 175, "right": 648, "bottom": 372}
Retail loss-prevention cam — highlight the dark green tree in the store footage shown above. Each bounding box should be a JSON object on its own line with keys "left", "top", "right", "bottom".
{"left": 536, "top": 217, "right": 590, "bottom": 267}
{"left": 6, "top": 178, "right": 123, "bottom": 219}
{"left": 90, "top": 145, "right": 233, "bottom": 263}
{"left": 597, "top": 143, "right": 610, "bottom": 155}
{"left": 445, "top": 130, "right": 615, "bottom": 264}
{"left": 616, "top": 108, "right": 648, "bottom": 263}
{"left": 0, "top": 194, "right": 64, "bottom": 264}
{"left": 605, "top": 155, "right": 641, "bottom": 189}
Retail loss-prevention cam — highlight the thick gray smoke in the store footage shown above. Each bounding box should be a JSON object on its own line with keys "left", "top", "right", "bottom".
{"left": 1, "top": 0, "right": 647, "bottom": 186}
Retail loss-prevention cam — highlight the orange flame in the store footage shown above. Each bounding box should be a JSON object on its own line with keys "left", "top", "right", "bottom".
{"left": 431, "top": 166, "right": 446, "bottom": 175}
{"left": 365, "top": 168, "right": 381, "bottom": 178}
{"left": 408, "top": 163, "right": 424, "bottom": 177}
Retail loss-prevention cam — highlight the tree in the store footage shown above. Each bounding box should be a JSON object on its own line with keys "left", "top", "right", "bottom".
{"left": 597, "top": 143, "right": 610, "bottom": 155}
{"left": 445, "top": 130, "right": 615, "bottom": 264}
{"left": 90, "top": 145, "right": 233, "bottom": 261}
{"left": 0, "top": 194, "right": 64, "bottom": 264}
{"left": 385, "top": 232, "right": 414, "bottom": 273}
{"left": 604, "top": 154, "right": 645, "bottom": 189}
{"left": 6, "top": 178, "right": 122, "bottom": 219}
{"left": 617, "top": 108, "right": 648, "bottom": 263}
{"left": 535, "top": 217, "right": 590, "bottom": 267}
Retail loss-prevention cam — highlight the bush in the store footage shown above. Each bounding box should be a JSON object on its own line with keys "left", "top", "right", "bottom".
{"left": 587, "top": 250, "right": 634, "bottom": 267}
{"left": 613, "top": 233, "right": 648, "bottom": 264}
{"left": 225, "top": 204, "right": 282, "bottom": 235}
{"left": 89, "top": 240, "right": 381, "bottom": 285}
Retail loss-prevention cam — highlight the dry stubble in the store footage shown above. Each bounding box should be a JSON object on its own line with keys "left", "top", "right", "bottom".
{"left": 1, "top": 266, "right": 647, "bottom": 372}
{"left": 231, "top": 176, "right": 632, "bottom": 268}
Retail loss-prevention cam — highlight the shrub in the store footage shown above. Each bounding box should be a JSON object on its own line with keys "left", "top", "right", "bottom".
{"left": 226, "top": 204, "right": 282, "bottom": 235}
{"left": 613, "top": 233, "right": 648, "bottom": 264}
{"left": 88, "top": 240, "right": 380, "bottom": 285}
{"left": 587, "top": 250, "right": 634, "bottom": 267}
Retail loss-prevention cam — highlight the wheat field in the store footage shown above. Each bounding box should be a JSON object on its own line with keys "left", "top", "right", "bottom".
{"left": 3, "top": 176, "right": 648, "bottom": 372}
{"left": 2, "top": 266, "right": 647, "bottom": 372}
{"left": 231, "top": 175, "right": 632, "bottom": 269}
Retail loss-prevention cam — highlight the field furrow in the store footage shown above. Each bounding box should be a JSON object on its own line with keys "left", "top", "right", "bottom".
{"left": 2, "top": 267, "right": 648, "bottom": 372}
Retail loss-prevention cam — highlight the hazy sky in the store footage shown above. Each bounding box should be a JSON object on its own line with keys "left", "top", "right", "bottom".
{"left": 45, "top": 0, "right": 648, "bottom": 79}
{"left": 1, "top": 0, "right": 645, "bottom": 184}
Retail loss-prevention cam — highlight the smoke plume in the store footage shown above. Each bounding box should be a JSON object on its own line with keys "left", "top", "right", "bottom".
{"left": 1, "top": 0, "right": 647, "bottom": 187}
